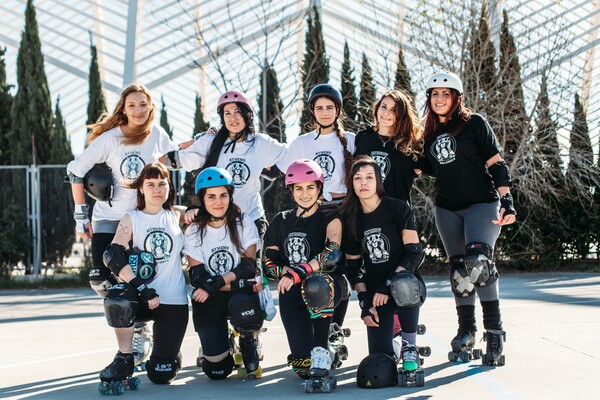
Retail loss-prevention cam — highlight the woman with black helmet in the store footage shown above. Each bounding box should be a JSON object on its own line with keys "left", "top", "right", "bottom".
{"left": 184, "top": 166, "right": 264, "bottom": 380}
{"left": 263, "top": 159, "right": 344, "bottom": 392}
{"left": 420, "top": 71, "right": 516, "bottom": 366}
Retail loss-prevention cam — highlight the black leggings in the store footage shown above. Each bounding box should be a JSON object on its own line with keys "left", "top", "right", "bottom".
{"left": 366, "top": 300, "right": 420, "bottom": 357}
{"left": 90, "top": 232, "right": 116, "bottom": 282}
{"left": 137, "top": 304, "right": 189, "bottom": 360}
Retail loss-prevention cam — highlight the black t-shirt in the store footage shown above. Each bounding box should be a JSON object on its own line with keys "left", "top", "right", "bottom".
{"left": 265, "top": 206, "right": 339, "bottom": 266}
{"left": 423, "top": 114, "right": 501, "bottom": 210}
{"left": 355, "top": 127, "right": 418, "bottom": 204}
{"left": 343, "top": 197, "right": 416, "bottom": 290}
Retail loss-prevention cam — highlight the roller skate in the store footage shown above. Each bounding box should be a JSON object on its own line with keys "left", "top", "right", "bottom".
{"left": 328, "top": 323, "right": 350, "bottom": 369}
{"left": 393, "top": 324, "right": 431, "bottom": 365}
{"left": 98, "top": 351, "right": 140, "bottom": 395}
{"left": 448, "top": 330, "right": 482, "bottom": 362}
{"left": 132, "top": 322, "right": 152, "bottom": 371}
{"left": 237, "top": 331, "right": 262, "bottom": 380}
{"left": 481, "top": 329, "right": 506, "bottom": 366}
{"left": 398, "top": 342, "right": 425, "bottom": 387}
{"left": 304, "top": 346, "right": 337, "bottom": 393}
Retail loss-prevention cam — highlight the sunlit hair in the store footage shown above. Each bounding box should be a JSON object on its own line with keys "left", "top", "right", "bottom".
{"left": 191, "top": 185, "right": 244, "bottom": 254}
{"left": 129, "top": 162, "right": 174, "bottom": 210}
{"left": 87, "top": 83, "right": 155, "bottom": 145}
{"left": 340, "top": 155, "right": 386, "bottom": 242}
{"left": 372, "top": 89, "right": 423, "bottom": 161}
{"left": 422, "top": 88, "right": 472, "bottom": 141}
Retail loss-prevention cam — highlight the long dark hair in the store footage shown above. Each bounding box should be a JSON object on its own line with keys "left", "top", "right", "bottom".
{"left": 422, "top": 89, "right": 472, "bottom": 141}
{"left": 201, "top": 103, "right": 255, "bottom": 170}
{"left": 340, "top": 156, "right": 386, "bottom": 242}
{"left": 192, "top": 185, "right": 245, "bottom": 254}
{"left": 129, "top": 162, "right": 175, "bottom": 211}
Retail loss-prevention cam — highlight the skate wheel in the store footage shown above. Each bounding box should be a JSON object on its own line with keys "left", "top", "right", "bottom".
{"left": 110, "top": 381, "right": 125, "bottom": 395}
{"left": 416, "top": 370, "right": 425, "bottom": 387}
{"left": 460, "top": 351, "right": 472, "bottom": 362}
{"left": 128, "top": 377, "right": 141, "bottom": 391}
{"left": 482, "top": 354, "right": 489, "bottom": 365}
{"left": 447, "top": 351, "right": 457, "bottom": 362}
{"left": 498, "top": 355, "right": 506, "bottom": 366}
{"left": 196, "top": 356, "right": 203, "bottom": 368}
{"left": 237, "top": 367, "right": 248, "bottom": 379}
{"left": 338, "top": 344, "right": 349, "bottom": 360}
{"left": 233, "top": 352, "right": 243, "bottom": 368}
{"left": 419, "top": 346, "right": 431, "bottom": 357}
{"left": 417, "top": 324, "right": 426, "bottom": 335}
{"left": 399, "top": 372, "right": 408, "bottom": 387}
{"left": 98, "top": 382, "right": 111, "bottom": 395}
{"left": 342, "top": 328, "right": 351, "bottom": 337}
{"left": 472, "top": 349, "right": 483, "bottom": 359}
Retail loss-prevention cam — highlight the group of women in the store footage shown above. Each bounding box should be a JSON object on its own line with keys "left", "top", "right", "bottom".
{"left": 67, "top": 70, "right": 516, "bottom": 391}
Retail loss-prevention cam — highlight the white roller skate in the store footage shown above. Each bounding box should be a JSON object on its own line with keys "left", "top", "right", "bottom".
{"left": 132, "top": 322, "right": 152, "bottom": 371}
{"left": 304, "top": 346, "right": 337, "bottom": 393}
{"left": 328, "top": 323, "right": 350, "bottom": 369}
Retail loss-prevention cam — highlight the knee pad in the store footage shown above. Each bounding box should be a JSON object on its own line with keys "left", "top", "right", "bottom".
{"left": 89, "top": 277, "right": 116, "bottom": 298}
{"left": 103, "top": 283, "right": 138, "bottom": 327}
{"left": 389, "top": 271, "right": 426, "bottom": 307}
{"left": 202, "top": 353, "right": 234, "bottom": 380}
{"left": 450, "top": 256, "right": 475, "bottom": 298}
{"left": 464, "top": 243, "right": 498, "bottom": 287}
{"left": 229, "top": 292, "right": 263, "bottom": 332}
{"left": 334, "top": 274, "right": 351, "bottom": 302}
{"left": 146, "top": 354, "right": 182, "bottom": 384}
{"left": 301, "top": 272, "right": 335, "bottom": 319}
{"left": 356, "top": 353, "right": 397, "bottom": 388}
{"left": 287, "top": 354, "right": 311, "bottom": 379}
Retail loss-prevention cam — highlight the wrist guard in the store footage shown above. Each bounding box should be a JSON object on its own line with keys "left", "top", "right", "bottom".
{"left": 283, "top": 263, "right": 313, "bottom": 285}
{"left": 231, "top": 257, "right": 256, "bottom": 280}
{"left": 130, "top": 277, "right": 158, "bottom": 302}
{"left": 500, "top": 193, "right": 516, "bottom": 217}
{"left": 201, "top": 275, "right": 226, "bottom": 296}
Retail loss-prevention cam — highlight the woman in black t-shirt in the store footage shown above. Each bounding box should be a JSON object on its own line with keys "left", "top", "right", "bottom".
{"left": 340, "top": 156, "right": 426, "bottom": 374}
{"left": 421, "top": 72, "right": 516, "bottom": 366}
{"left": 264, "top": 160, "right": 345, "bottom": 386}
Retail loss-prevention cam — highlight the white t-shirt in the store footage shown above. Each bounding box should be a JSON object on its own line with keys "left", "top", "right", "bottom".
{"left": 67, "top": 125, "right": 176, "bottom": 222}
{"left": 128, "top": 208, "right": 187, "bottom": 305}
{"left": 183, "top": 214, "right": 260, "bottom": 276}
{"left": 277, "top": 130, "right": 356, "bottom": 200}
{"left": 178, "top": 133, "right": 287, "bottom": 220}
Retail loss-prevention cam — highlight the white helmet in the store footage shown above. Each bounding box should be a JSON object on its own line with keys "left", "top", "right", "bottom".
{"left": 425, "top": 72, "right": 463, "bottom": 94}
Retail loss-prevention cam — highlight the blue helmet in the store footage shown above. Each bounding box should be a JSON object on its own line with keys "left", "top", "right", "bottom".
{"left": 195, "top": 167, "right": 234, "bottom": 194}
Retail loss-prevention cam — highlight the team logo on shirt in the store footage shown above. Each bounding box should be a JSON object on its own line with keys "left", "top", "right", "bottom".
{"left": 208, "top": 247, "right": 234, "bottom": 275}
{"left": 284, "top": 233, "right": 310, "bottom": 265}
{"left": 226, "top": 159, "right": 250, "bottom": 188}
{"left": 431, "top": 133, "right": 456, "bottom": 165}
{"left": 362, "top": 228, "right": 390, "bottom": 264}
{"left": 121, "top": 153, "right": 146, "bottom": 181}
{"left": 144, "top": 229, "right": 172, "bottom": 263}
{"left": 371, "top": 151, "right": 391, "bottom": 181}
{"left": 314, "top": 152, "right": 335, "bottom": 181}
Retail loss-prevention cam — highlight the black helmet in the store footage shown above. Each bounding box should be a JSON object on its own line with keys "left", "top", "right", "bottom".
{"left": 308, "top": 84, "right": 343, "bottom": 109}
{"left": 356, "top": 353, "right": 397, "bottom": 388}
{"left": 84, "top": 163, "right": 114, "bottom": 202}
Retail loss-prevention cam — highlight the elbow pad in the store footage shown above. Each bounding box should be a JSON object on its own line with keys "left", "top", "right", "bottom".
{"left": 264, "top": 248, "right": 285, "bottom": 279}
{"left": 399, "top": 243, "right": 425, "bottom": 273}
{"left": 488, "top": 160, "right": 512, "bottom": 188}
{"left": 103, "top": 244, "right": 129, "bottom": 276}
{"left": 314, "top": 240, "right": 341, "bottom": 271}
{"left": 346, "top": 258, "right": 365, "bottom": 287}
{"left": 188, "top": 263, "right": 208, "bottom": 288}
{"left": 67, "top": 171, "right": 84, "bottom": 183}
{"left": 260, "top": 165, "right": 284, "bottom": 181}
{"left": 231, "top": 257, "right": 256, "bottom": 279}
{"left": 165, "top": 150, "right": 182, "bottom": 170}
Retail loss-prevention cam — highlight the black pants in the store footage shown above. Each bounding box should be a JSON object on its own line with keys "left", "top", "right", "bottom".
{"left": 366, "top": 299, "right": 420, "bottom": 357}
{"left": 90, "top": 232, "right": 117, "bottom": 283}
{"left": 137, "top": 303, "right": 189, "bottom": 361}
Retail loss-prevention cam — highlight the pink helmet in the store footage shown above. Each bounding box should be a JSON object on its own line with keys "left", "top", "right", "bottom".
{"left": 285, "top": 159, "right": 325, "bottom": 186}
{"left": 217, "top": 90, "right": 253, "bottom": 113}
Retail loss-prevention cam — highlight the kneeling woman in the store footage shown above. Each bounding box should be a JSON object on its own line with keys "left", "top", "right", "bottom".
{"left": 264, "top": 160, "right": 344, "bottom": 386}
{"left": 341, "top": 156, "right": 426, "bottom": 373}
{"left": 184, "top": 167, "right": 264, "bottom": 380}
{"left": 101, "top": 162, "right": 188, "bottom": 387}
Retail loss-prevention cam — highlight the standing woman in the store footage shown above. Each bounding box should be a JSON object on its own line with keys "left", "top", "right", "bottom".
{"left": 263, "top": 160, "right": 343, "bottom": 391}
{"left": 277, "top": 84, "right": 355, "bottom": 327}
{"left": 340, "top": 156, "right": 426, "bottom": 376}
{"left": 421, "top": 72, "right": 516, "bottom": 366}
{"left": 184, "top": 167, "right": 264, "bottom": 380}
{"left": 67, "top": 84, "right": 176, "bottom": 364}
{"left": 99, "top": 162, "right": 188, "bottom": 391}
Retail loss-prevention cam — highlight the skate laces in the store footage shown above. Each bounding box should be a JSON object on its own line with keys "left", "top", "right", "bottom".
{"left": 401, "top": 343, "right": 418, "bottom": 363}
{"left": 311, "top": 347, "right": 332, "bottom": 370}
{"left": 487, "top": 330, "right": 503, "bottom": 350}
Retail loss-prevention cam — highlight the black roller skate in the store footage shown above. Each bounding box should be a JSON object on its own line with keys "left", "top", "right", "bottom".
{"left": 398, "top": 342, "right": 426, "bottom": 387}
{"left": 393, "top": 325, "right": 431, "bottom": 365}
{"left": 237, "top": 331, "right": 262, "bottom": 379}
{"left": 448, "top": 330, "right": 482, "bottom": 362}
{"left": 328, "top": 323, "right": 350, "bottom": 369}
{"left": 132, "top": 322, "right": 152, "bottom": 371}
{"left": 305, "top": 346, "right": 337, "bottom": 393}
{"left": 98, "top": 351, "right": 140, "bottom": 395}
{"left": 482, "top": 329, "right": 506, "bottom": 366}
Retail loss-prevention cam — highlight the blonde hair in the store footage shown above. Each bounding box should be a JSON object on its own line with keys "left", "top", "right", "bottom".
{"left": 87, "top": 83, "right": 155, "bottom": 145}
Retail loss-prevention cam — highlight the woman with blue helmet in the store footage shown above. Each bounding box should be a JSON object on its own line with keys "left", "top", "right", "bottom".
{"left": 183, "top": 166, "right": 264, "bottom": 380}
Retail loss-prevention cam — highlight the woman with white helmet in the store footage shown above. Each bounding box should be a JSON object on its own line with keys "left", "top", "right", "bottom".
{"left": 421, "top": 71, "right": 516, "bottom": 366}
{"left": 263, "top": 159, "right": 344, "bottom": 392}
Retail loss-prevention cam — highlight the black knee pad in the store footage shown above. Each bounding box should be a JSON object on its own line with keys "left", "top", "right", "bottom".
{"left": 389, "top": 270, "right": 426, "bottom": 307}
{"left": 287, "top": 354, "right": 311, "bottom": 379}
{"left": 103, "top": 283, "right": 138, "bottom": 327}
{"left": 334, "top": 274, "right": 351, "bottom": 301}
{"left": 464, "top": 242, "right": 499, "bottom": 287}
{"left": 229, "top": 292, "right": 263, "bottom": 332}
{"left": 202, "top": 354, "right": 234, "bottom": 380}
{"left": 449, "top": 256, "right": 475, "bottom": 298}
{"left": 146, "top": 354, "right": 182, "bottom": 384}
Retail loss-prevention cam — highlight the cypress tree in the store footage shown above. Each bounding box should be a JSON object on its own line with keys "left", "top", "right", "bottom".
{"left": 193, "top": 93, "right": 210, "bottom": 134}
{"left": 87, "top": 40, "right": 107, "bottom": 128}
{"left": 340, "top": 41, "right": 358, "bottom": 132}
{"left": 10, "top": 0, "right": 53, "bottom": 165}
{"left": 159, "top": 95, "right": 181, "bottom": 200}
{"left": 358, "top": 53, "right": 377, "bottom": 128}
{"left": 49, "top": 96, "right": 73, "bottom": 163}
{"left": 299, "top": 5, "right": 330, "bottom": 131}
{"left": 394, "top": 43, "right": 414, "bottom": 100}
{"left": 182, "top": 94, "right": 210, "bottom": 207}
{"left": 0, "top": 47, "right": 13, "bottom": 164}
